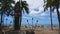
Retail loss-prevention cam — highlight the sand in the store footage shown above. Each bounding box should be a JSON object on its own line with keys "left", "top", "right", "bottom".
{"left": 21, "top": 27, "right": 59, "bottom": 34}
{"left": 2, "top": 27, "right": 59, "bottom": 34}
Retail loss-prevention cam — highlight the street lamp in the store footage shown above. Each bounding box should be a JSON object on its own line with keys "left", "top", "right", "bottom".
{"left": 36, "top": 20, "right": 38, "bottom": 26}
{"left": 27, "top": 19, "right": 30, "bottom": 27}
{"left": 32, "top": 18, "right": 33, "bottom": 28}
{"left": 6, "top": 18, "right": 8, "bottom": 27}
{"left": 10, "top": 21, "right": 12, "bottom": 27}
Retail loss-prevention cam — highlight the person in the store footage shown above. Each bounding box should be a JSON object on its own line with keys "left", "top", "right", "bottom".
{"left": 26, "top": 30, "right": 30, "bottom": 34}
{"left": 31, "top": 29, "right": 35, "bottom": 34}
{"left": 26, "top": 29, "right": 35, "bottom": 34}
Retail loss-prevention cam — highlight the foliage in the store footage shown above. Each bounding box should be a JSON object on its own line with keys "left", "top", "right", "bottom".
{"left": 0, "top": 0, "right": 15, "bottom": 16}
{"left": 44, "top": 0, "right": 59, "bottom": 12}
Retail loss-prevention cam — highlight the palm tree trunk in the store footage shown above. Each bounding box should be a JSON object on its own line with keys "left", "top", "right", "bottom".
{"left": 0, "top": 12, "right": 2, "bottom": 31}
{"left": 50, "top": 7, "right": 53, "bottom": 30}
{"left": 56, "top": 7, "right": 60, "bottom": 34}
{"left": 50, "top": 11, "right": 53, "bottom": 30}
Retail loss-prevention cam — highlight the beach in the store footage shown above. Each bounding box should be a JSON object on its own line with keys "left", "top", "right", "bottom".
{"left": 21, "top": 26, "right": 59, "bottom": 34}
{"left": 2, "top": 26, "right": 59, "bottom": 34}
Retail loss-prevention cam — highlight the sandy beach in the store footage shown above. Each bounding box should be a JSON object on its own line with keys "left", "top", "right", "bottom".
{"left": 21, "top": 27, "right": 59, "bottom": 34}
{"left": 2, "top": 26, "right": 59, "bottom": 34}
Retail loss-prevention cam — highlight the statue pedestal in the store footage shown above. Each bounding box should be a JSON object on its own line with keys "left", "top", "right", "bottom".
{"left": 0, "top": 31, "right": 3, "bottom": 34}
{"left": 5, "top": 30, "right": 25, "bottom": 34}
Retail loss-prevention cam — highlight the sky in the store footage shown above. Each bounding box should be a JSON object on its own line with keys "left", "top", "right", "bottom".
{"left": 1, "top": 0, "right": 59, "bottom": 26}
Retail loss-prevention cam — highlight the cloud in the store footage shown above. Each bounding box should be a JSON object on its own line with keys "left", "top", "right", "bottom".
{"left": 33, "top": 7, "right": 39, "bottom": 11}
{"left": 15, "top": 0, "right": 45, "bottom": 16}
{"left": 40, "top": 13, "right": 47, "bottom": 16}
{"left": 22, "top": 16, "right": 31, "bottom": 19}
{"left": 25, "top": 0, "right": 44, "bottom": 15}
{"left": 29, "top": 10, "right": 39, "bottom": 15}
{"left": 59, "top": 8, "right": 60, "bottom": 12}
{"left": 15, "top": 0, "right": 19, "bottom": 3}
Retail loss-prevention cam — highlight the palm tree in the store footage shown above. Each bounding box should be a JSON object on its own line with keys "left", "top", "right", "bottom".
{"left": 50, "top": 7, "right": 53, "bottom": 30}
{"left": 14, "top": 1, "right": 29, "bottom": 30}
{"left": 0, "top": 0, "right": 15, "bottom": 31}
{"left": 0, "top": 8, "right": 2, "bottom": 31}
{"left": 44, "top": 0, "right": 60, "bottom": 32}
{"left": 44, "top": 0, "right": 53, "bottom": 30}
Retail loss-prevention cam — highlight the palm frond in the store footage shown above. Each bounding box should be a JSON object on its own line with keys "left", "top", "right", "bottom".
{"left": 24, "top": 6, "right": 29, "bottom": 14}
{"left": 22, "top": 1, "right": 29, "bottom": 14}
{"left": 0, "top": 0, "right": 15, "bottom": 16}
